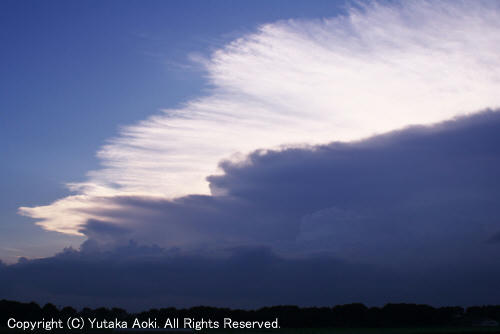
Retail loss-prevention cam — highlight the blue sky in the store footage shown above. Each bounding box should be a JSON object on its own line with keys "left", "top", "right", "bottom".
{"left": 2, "top": 0, "right": 500, "bottom": 309}
{"left": 1, "top": 0, "right": 348, "bottom": 262}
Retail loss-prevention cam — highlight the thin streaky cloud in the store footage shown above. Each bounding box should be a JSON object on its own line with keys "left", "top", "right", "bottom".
{"left": 20, "top": 0, "right": 500, "bottom": 236}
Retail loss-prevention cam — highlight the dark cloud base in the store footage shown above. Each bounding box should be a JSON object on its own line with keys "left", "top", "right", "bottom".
{"left": 2, "top": 244, "right": 500, "bottom": 311}
{"left": 4, "top": 110, "right": 500, "bottom": 310}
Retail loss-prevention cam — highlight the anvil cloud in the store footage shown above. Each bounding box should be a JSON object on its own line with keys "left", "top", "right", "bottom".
{"left": 20, "top": 0, "right": 500, "bottom": 244}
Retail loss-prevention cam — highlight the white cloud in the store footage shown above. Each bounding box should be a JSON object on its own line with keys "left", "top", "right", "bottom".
{"left": 20, "top": 0, "right": 500, "bottom": 236}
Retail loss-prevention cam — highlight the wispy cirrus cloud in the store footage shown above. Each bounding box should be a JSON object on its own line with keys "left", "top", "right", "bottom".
{"left": 20, "top": 0, "right": 500, "bottom": 236}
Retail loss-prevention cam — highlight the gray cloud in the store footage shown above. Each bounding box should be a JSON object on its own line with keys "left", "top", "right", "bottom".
{"left": 205, "top": 110, "right": 500, "bottom": 267}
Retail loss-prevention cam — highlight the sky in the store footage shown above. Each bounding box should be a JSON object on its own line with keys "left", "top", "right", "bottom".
{"left": 2, "top": 0, "right": 500, "bottom": 310}
{"left": 1, "top": 0, "right": 349, "bottom": 261}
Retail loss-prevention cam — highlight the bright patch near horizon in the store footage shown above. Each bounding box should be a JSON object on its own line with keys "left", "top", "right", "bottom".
{"left": 20, "top": 0, "right": 500, "bottom": 236}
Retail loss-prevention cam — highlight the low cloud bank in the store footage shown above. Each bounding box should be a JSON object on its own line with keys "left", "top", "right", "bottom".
{"left": 1, "top": 243, "right": 499, "bottom": 311}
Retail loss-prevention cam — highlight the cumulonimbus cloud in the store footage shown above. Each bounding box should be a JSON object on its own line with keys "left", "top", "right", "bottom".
{"left": 19, "top": 0, "right": 500, "bottom": 236}
{"left": 51, "top": 111, "right": 500, "bottom": 270}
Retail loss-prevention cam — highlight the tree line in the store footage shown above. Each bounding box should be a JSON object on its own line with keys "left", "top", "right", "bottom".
{"left": 1, "top": 299, "right": 500, "bottom": 328}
